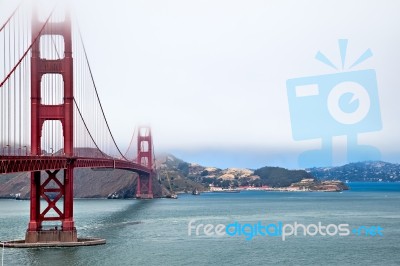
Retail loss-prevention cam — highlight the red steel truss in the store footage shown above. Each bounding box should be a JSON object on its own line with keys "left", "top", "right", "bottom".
{"left": 136, "top": 127, "right": 154, "bottom": 199}
{"left": 26, "top": 8, "right": 76, "bottom": 238}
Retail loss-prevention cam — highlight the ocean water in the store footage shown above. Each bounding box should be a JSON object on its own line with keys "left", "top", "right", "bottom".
{"left": 0, "top": 182, "right": 399, "bottom": 266}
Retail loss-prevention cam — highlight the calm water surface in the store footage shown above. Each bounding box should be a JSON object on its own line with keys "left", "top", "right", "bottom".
{"left": 0, "top": 182, "right": 399, "bottom": 266}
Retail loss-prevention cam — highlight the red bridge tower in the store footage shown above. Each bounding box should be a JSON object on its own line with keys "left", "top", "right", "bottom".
{"left": 136, "top": 127, "right": 154, "bottom": 199}
{"left": 26, "top": 9, "right": 76, "bottom": 243}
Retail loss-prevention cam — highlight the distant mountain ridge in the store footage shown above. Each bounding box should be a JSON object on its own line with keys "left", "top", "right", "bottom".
{"left": 308, "top": 161, "right": 400, "bottom": 182}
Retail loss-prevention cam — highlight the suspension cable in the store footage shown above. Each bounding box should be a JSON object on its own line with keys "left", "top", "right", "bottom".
{"left": 76, "top": 24, "right": 128, "bottom": 161}
{"left": 0, "top": 1, "right": 22, "bottom": 32}
{"left": 0, "top": 5, "right": 56, "bottom": 88}
{"left": 123, "top": 127, "right": 136, "bottom": 158}
{"left": 73, "top": 99, "right": 108, "bottom": 158}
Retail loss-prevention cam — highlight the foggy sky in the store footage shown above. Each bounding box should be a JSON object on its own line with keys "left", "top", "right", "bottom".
{"left": 1, "top": 0, "right": 399, "bottom": 168}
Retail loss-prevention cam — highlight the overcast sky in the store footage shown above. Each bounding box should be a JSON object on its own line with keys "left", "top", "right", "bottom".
{"left": 1, "top": 0, "right": 400, "bottom": 169}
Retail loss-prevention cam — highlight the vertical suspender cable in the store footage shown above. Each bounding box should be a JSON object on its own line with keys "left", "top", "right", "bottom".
{"left": 76, "top": 26, "right": 127, "bottom": 160}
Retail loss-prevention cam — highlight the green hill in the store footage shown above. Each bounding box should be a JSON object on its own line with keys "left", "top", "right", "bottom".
{"left": 254, "top": 166, "right": 313, "bottom": 187}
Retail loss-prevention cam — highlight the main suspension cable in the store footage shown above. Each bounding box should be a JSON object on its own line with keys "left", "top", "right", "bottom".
{"left": 76, "top": 24, "right": 128, "bottom": 161}
{"left": 0, "top": 1, "right": 22, "bottom": 32}
{"left": 73, "top": 98, "right": 108, "bottom": 158}
{"left": 0, "top": 5, "right": 56, "bottom": 88}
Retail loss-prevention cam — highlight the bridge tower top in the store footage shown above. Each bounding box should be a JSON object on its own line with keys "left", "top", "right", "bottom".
{"left": 31, "top": 7, "right": 73, "bottom": 156}
{"left": 137, "top": 126, "right": 153, "bottom": 170}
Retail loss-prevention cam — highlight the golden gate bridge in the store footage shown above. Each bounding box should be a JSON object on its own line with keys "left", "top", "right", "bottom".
{"left": 0, "top": 2, "right": 156, "bottom": 245}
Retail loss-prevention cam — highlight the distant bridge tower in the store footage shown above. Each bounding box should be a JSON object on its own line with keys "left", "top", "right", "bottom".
{"left": 26, "top": 8, "right": 76, "bottom": 243}
{"left": 136, "top": 127, "right": 154, "bottom": 199}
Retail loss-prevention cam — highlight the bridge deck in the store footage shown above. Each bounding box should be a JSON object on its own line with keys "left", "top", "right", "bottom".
{"left": 0, "top": 156, "right": 151, "bottom": 175}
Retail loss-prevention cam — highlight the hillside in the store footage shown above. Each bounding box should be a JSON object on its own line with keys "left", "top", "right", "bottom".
{"left": 254, "top": 166, "right": 313, "bottom": 187}
{"left": 157, "top": 154, "right": 315, "bottom": 191}
{"left": 308, "top": 161, "right": 400, "bottom": 182}
{"left": 0, "top": 169, "right": 168, "bottom": 199}
{"left": 0, "top": 147, "right": 169, "bottom": 199}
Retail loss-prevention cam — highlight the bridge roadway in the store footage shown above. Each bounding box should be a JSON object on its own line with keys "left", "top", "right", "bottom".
{"left": 0, "top": 156, "right": 151, "bottom": 175}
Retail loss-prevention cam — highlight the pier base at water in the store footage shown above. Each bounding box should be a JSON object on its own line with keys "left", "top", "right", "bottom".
{"left": 2, "top": 236, "right": 105, "bottom": 248}
{"left": 25, "top": 229, "right": 78, "bottom": 243}
{"left": 1, "top": 228, "right": 105, "bottom": 248}
{"left": 136, "top": 194, "right": 154, "bottom": 199}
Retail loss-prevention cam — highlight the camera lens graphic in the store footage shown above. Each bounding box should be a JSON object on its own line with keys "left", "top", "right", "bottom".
{"left": 327, "top": 81, "right": 371, "bottom": 125}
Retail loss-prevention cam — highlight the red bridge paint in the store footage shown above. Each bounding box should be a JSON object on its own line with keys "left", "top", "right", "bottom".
{"left": 27, "top": 8, "right": 76, "bottom": 238}
{"left": 136, "top": 127, "right": 154, "bottom": 199}
{"left": 0, "top": 6, "right": 156, "bottom": 243}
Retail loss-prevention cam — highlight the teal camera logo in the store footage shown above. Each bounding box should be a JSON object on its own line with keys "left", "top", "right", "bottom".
{"left": 287, "top": 40, "right": 382, "bottom": 167}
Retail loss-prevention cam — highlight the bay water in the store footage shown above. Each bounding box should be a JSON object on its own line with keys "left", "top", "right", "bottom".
{"left": 0, "top": 182, "right": 399, "bottom": 265}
